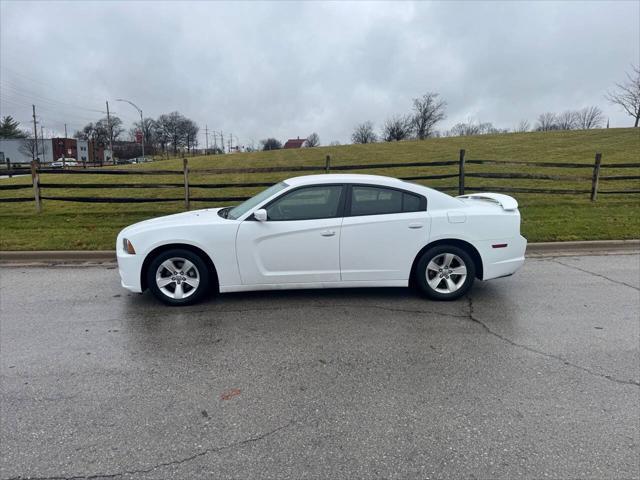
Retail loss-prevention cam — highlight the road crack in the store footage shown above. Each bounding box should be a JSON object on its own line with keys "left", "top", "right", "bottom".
{"left": 550, "top": 258, "right": 639, "bottom": 291}
{"left": 465, "top": 296, "right": 639, "bottom": 387}
{"left": 2, "top": 422, "right": 293, "bottom": 480}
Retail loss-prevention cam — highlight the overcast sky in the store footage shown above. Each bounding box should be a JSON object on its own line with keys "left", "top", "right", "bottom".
{"left": 1, "top": 1, "right": 638, "bottom": 146}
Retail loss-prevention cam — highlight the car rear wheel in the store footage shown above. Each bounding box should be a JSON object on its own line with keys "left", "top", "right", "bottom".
{"left": 415, "top": 245, "right": 475, "bottom": 300}
{"left": 147, "top": 249, "right": 210, "bottom": 306}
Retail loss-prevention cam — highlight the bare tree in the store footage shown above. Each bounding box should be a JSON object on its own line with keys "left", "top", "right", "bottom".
{"left": 351, "top": 121, "right": 377, "bottom": 144}
{"left": 535, "top": 112, "right": 558, "bottom": 131}
{"left": 606, "top": 65, "right": 640, "bottom": 127}
{"left": 515, "top": 119, "right": 530, "bottom": 133}
{"left": 305, "top": 132, "right": 320, "bottom": 147}
{"left": 382, "top": 115, "right": 413, "bottom": 142}
{"left": 154, "top": 111, "right": 197, "bottom": 155}
{"left": 75, "top": 123, "right": 98, "bottom": 142}
{"left": 556, "top": 110, "right": 579, "bottom": 130}
{"left": 182, "top": 118, "right": 199, "bottom": 154}
{"left": 76, "top": 116, "right": 123, "bottom": 147}
{"left": 153, "top": 115, "right": 171, "bottom": 153}
{"left": 19, "top": 136, "right": 48, "bottom": 161}
{"left": 576, "top": 106, "right": 604, "bottom": 130}
{"left": 449, "top": 121, "right": 504, "bottom": 137}
{"left": 132, "top": 117, "right": 157, "bottom": 152}
{"left": 450, "top": 122, "right": 481, "bottom": 137}
{"left": 329, "top": 140, "right": 341, "bottom": 146}
{"left": 411, "top": 93, "right": 446, "bottom": 139}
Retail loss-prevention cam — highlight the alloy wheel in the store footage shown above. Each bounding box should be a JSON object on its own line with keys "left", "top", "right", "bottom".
{"left": 425, "top": 253, "right": 468, "bottom": 294}
{"left": 155, "top": 257, "right": 201, "bottom": 300}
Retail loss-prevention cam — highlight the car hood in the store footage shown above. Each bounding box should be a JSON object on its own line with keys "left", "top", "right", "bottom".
{"left": 121, "top": 207, "right": 230, "bottom": 236}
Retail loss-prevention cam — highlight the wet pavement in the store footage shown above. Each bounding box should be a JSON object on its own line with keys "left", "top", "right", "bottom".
{"left": 1, "top": 254, "right": 639, "bottom": 479}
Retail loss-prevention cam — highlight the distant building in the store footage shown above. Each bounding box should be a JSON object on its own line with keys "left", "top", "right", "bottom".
{"left": 77, "top": 140, "right": 89, "bottom": 164}
{"left": 52, "top": 137, "right": 77, "bottom": 161}
{"left": 0, "top": 138, "right": 54, "bottom": 164}
{"left": 283, "top": 137, "right": 307, "bottom": 149}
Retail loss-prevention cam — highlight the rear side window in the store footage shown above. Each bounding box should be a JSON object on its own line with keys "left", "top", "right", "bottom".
{"left": 402, "top": 192, "right": 423, "bottom": 212}
{"left": 350, "top": 186, "right": 425, "bottom": 216}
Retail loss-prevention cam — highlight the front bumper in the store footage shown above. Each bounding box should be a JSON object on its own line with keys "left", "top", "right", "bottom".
{"left": 117, "top": 249, "right": 144, "bottom": 293}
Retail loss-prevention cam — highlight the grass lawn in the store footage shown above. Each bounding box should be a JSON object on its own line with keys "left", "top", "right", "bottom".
{"left": 1, "top": 128, "right": 638, "bottom": 250}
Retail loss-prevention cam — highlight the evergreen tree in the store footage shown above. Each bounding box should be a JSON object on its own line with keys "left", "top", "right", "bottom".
{"left": 0, "top": 116, "right": 27, "bottom": 139}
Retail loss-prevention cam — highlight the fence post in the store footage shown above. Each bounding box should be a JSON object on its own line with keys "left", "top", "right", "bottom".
{"left": 183, "top": 157, "right": 190, "bottom": 210}
{"left": 6, "top": 158, "right": 11, "bottom": 178}
{"left": 590, "top": 152, "right": 602, "bottom": 202}
{"left": 30, "top": 160, "right": 41, "bottom": 213}
{"left": 325, "top": 155, "right": 331, "bottom": 173}
{"left": 458, "top": 149, "right": 466, "bottom": 196}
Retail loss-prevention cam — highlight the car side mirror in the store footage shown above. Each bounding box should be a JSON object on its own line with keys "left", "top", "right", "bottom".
{"left": 253, "top": 209, "right": 267, "bottom": 222}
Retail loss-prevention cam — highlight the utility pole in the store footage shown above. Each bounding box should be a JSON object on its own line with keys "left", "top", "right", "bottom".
{"left": 32, "top": 105, "right": 39, "bottom": 162}
{"left": 205, "top": 125, "right": 209, "bottom": 154}
{"left": 40, "top": 125, "right": 45, "bottom": 162}
{"left": 105, "top": 100, "right": 114, "bottom": 165}
{"left": 64, "top": 123, "right": 68, "bottom": 139}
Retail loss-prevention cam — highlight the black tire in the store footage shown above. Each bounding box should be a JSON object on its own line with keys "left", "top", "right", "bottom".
{"left": 146, "top": 248, "right": 211, "bottom": 306}
{"left": 415, "top": 245, "right": 476, "bottom": 301}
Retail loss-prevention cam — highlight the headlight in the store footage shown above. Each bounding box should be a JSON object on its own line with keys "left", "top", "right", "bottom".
{"left": 122, "top": 238, "right": 136, "bottom": 254}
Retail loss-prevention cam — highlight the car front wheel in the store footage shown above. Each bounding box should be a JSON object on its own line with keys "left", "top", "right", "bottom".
{"left": 147, "top": 249, "right": 210, "bottom": 306}
{"left": 416, "top": 245, "right": 475, "bottom": 300}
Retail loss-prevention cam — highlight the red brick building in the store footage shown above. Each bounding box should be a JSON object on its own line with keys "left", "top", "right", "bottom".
{"left": 52, "top": 138, "right": 77, "bottom": 160}
{"left": 283, "top": 137, "right": 307, "bottom": 149}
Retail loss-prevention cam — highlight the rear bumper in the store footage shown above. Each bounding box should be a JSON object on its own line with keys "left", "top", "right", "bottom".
{"left": 481, "top": 235, "right": 527, "bottom": 280}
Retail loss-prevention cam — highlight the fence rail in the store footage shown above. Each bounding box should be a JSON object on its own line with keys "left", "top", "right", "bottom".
{"left": 1, "top": 151, "right": 638, "bottom": 212}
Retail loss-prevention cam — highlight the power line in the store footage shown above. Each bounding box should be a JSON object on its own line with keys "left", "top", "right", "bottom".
{"left": 0, "top": 64, "right": 109, "bottom": 105}
{"left": 0, "top": 80, "right": 106, "bottom": 114}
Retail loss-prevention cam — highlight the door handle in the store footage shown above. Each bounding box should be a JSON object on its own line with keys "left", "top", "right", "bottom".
{"left": 408, "top": 223, "right": 423, "bottom": 229}
{"left": 320, "top": 230, "right": 336, "bottom": 237}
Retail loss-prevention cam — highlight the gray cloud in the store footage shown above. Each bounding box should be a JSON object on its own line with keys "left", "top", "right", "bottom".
{"left": 1, "top": 1, "right": 638, "bottom": 146}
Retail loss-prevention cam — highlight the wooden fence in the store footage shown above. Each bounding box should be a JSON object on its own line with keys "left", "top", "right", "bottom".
{"left": 1, "top": 151, "right": 639, "bottom": 213}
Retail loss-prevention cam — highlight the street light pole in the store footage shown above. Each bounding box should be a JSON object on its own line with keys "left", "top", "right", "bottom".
{"left": 115, "top": 98, "right": 145, "bottom": 161}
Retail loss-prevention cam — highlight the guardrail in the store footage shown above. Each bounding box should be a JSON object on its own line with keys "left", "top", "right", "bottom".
{"left": 1, "top": 151, "right": 638, "bottom": 212}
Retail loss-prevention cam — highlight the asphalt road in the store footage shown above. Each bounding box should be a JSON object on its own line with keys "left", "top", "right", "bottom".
{"left": 1, "top": 254, "right": 639, "bottom": 479}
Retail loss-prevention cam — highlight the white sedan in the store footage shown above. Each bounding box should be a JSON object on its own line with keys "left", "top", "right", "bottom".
{"left": 117, "top": 174, "right": 526, "bottom": 305}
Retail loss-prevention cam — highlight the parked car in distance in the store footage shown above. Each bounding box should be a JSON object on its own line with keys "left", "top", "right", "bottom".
{"left": 51, "top": 158, "right": 78, "bottom": 168}
{"left": 129, "top": 156, "right": 149, "bottom": 164}
{"left": 117, "top": 174, "right": 527, "bottom": 305}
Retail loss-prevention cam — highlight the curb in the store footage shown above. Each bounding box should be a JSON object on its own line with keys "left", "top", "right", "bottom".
{"left": 525, "top": 239, "right": 640, "bottom": 257}
{"left": 0, "top": 240, "right": 638, "bottom": 266}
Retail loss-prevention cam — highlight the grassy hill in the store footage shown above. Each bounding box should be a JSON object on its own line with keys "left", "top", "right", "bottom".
{"left": 1, "top": 128, "right": 638, "bottom": 250}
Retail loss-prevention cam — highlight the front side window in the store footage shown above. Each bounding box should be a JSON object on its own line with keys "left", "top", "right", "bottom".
{"left": 227, "top": 182, "right": 288, "bottom": 220}
{"left": 267, "top": 185, "right": 344, "bottom": 221}
{"left": 350, "top": 186, "right": 424, "bottom": 216}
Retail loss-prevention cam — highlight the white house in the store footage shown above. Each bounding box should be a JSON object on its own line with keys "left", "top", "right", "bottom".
{"left": 76, "top": 140, "right": 89, "bottom": 163}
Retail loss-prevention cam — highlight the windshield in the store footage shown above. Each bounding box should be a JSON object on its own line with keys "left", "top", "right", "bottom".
{"left": 227, "top": 181, "right": 288, "bottom": 220}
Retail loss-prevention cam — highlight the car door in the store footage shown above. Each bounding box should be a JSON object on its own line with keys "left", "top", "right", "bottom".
{"left": 340, "top": 184, "right": 431, "bottom": 281}
{"left": 236, "top": 184, "right": 345, "bottom": 285}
